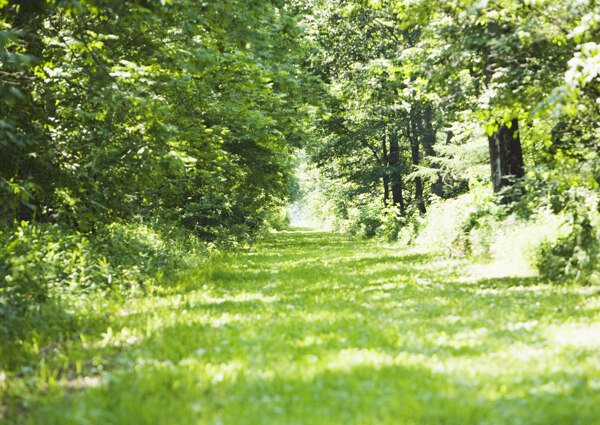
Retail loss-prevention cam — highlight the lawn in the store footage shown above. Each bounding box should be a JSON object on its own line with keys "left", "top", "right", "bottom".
{"left": 3, "top": 229, "right": 600, "bottom": 424}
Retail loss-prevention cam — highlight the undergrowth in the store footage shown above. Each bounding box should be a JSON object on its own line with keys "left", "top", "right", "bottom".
{"left": 0, "top": 219, "right": 208, "bottom": 372}
{"left": 399, "top": 183, "right": 600, "bottom": 284}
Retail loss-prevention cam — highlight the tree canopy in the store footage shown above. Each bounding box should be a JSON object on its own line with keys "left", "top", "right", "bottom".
{"left": 1, "top": 0, "right": 319, "bottom": 236}
{"left": 2, "top": 0, "right": 600, "bottom": 279}
{"left": 298, "top": 0, "right": 599, "bottom": 230}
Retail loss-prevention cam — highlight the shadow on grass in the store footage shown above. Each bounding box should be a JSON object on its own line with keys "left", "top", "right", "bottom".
{"left": 0, "top": 303, "right": 79, "bottom": 371}
{"left": 469, "top": 276, "right": 544, "bottom": 288}
{"left": 0, "top": 297, "right": 120, "bottom": 372}
{"left": 23, "top": 314, "right": 600, "bottom": 425}
{"left": 7, "top": 230, "right": 600, "bottom": 425}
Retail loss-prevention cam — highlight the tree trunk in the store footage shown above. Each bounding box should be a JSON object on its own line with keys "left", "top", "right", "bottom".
{"left": 423, "top": 106, "right": 444, "bottom": 197}
{"left": 488, "top": 118, "right": 525, "bottom": 201}
{"left": 383, "top": 177, "right": 390, "bottom": 208}
{"left": 409, "top": 113, "right": 426, "bottom": 214}
{"left": 421, "top": 106, "right": 435, "bottom": 156}
{"left": 382, "top": 133, "right": 390, "bottom": 208}
{"left": 388, "top": 129, "right": 405, "bottom": 214}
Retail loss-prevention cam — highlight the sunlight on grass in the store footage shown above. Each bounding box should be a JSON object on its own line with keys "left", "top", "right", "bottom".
{"left": 547, "top": 322, "right": 600, "bottom": 349}
{"left": 4, "top": 230, "right": 600, "bottom": 425}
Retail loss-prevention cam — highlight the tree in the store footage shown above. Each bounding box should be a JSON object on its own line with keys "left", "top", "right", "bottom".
{"left": 488, "top": 118, "right": 524, "bottom": 195}
{"left": 397, "top": 0, "right": 581, "bottom": 200}
{"left": 302, "top": 0, "right": 442, "bottom": 225}
{"left": 1, "top": 0, "right": 317, "bottom": 235}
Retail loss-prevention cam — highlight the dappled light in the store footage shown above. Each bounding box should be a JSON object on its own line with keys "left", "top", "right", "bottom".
{"left": 3, "top": 0, "right": 600, "bottom": 423}
{"left": 6, "top": 231, "right": 599, "bottom": 424}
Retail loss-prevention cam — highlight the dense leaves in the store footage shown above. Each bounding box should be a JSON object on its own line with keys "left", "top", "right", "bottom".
{"left": 0, "top": 0, "right": 314, "bottom": 233}
{"left": 0, "top": 0, "right": 319, "bottom": 367}
{"left": 298, "top": 0, "right": 600, "bottom": 282}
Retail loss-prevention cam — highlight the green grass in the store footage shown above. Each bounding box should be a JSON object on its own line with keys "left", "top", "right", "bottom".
{"left": 3, "top": 229, "right": 600, "bottom": 424}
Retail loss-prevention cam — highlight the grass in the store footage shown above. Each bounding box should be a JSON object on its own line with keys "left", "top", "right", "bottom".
{"left": 3, "top": 229, "right": 600, "bottom": 424}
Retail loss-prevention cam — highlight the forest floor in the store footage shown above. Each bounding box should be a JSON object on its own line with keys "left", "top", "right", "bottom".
{"left": 5, "top": 229, "right": 600, "bottom": 424}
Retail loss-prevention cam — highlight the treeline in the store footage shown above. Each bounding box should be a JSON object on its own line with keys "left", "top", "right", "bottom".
{"left": 1, "top": 0, "right": 313, "bottom": 234}
{"left": 0, "top": 0, "right": 316, "bottom": 362}
{"left": 300, "top": 0, "right": 600, "bottom": 281}
{"left": 3, "top": 0, "right": 600, "bottom": 364}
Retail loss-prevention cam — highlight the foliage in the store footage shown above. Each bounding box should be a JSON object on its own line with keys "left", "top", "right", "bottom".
{"left": 0, "top": 0, "right": 316, "bottom": 232}
{"left": 410, "top": 184, "right": 496, "bottom": 256}
{"left": 0, "top": 219, "right": 205, "bottom": 370}
{"left": 535, "top": 192, "right": 600, "bottom": 284}
{"left": 294, "top": 0, "right": 600, "bottom": 282}
{"left": 301, "top": 0, "right": 443, "bottom": 224}
{"left": 537, "top": 217, "right": 600, "bottom": 284}
{"left": 404, "top": 182, "right": 569, "bottom": 278}
{"left": 0, "top": 0, "right": 321, "bottom": 361}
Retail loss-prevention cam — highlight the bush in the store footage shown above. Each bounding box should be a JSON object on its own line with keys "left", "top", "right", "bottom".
{"left": 0, "top": 219, "right": 205, "bottom": 369}
{"left": 408, "top": 183, "right": 569, "bottom": 277}
{"left": 536, "top": 215, "right": 600, "bottom": 284}
{"left": 341, "top": 201, "right": 398, "bottom": 240}
{"left": 412, "top": 185, "right": 496, "bottom": 255}
{"left": 347, "top": 205, "right": 383, "bottom": 238}
{"left": 376, "top": 205, "right": 406, "bottom": 242}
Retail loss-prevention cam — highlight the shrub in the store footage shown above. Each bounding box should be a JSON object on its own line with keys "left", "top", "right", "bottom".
{"left": 408, "top": 183, "right": 569, "bottom": 277}
{"left": 347, "top": 205, "right": 383, "bottom": 238}
{"left": 412, "top": 184, "right": 496, "bottom": 255}
{"left": 0, "top": 219, "right": 206, "bottom": 369}
{"left": 376, "top": 205, "right": 406, "bottom": 242}
{"left": 536, "top": 215, "right": 600, "bottom": 284}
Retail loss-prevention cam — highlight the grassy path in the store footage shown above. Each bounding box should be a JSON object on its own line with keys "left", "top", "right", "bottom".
{"left": 7, "top": 230, "right": 600, "bottom": 424}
